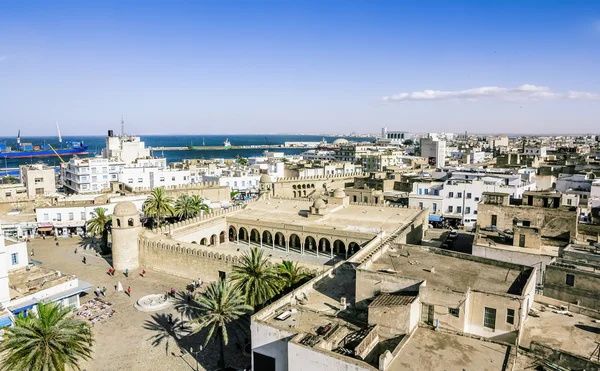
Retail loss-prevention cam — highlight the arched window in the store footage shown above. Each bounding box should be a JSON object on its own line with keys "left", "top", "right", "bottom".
{"left": 128, "top": 218, "right": 134, "bottom": 227}
{"left": 116, "top": 219, "right": 121, "bottom": 228}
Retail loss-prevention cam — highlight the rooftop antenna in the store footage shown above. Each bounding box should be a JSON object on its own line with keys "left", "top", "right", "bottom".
{"left": 120, "top": 115, "right": 125, "bottom": 137}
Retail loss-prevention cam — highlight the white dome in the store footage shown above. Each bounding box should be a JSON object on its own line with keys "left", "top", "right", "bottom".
{"left": 312, "top": 198, "right": 327, "bottom": 209}
{"left": 113, "top": 201, "right": 138, "bottom": 217}
{"left": 333, "top": 138, "right": 349, "bottom": 145}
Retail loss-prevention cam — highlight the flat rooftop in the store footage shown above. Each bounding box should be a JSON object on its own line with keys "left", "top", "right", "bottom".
{"left": 8, "top": 265, "right": 76, "bottom": 300}
{"left": 368, "top": 245, "right": 530, "bottom": 295}
{"left": 391, "top": 328, "right": 508, "bottom": 371}
{"left": 230, "top": 199, "right": 423, "bottom": 235}
{"left": 521, "top": 301, "right": 600, "bottom": 360}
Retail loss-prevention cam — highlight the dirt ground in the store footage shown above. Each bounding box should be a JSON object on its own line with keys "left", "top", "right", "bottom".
{"left": 26, "top": 237, "right": 251, "bottom": 371}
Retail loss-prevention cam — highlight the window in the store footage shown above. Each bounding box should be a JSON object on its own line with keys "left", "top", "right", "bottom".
{"left": 128, "top": 179, "right": 133, "bottom": 184}
{"left": 137, "top": 178, "right": 143, "bottom": 183}
{"left": 567, "top": 199, "right": 572, "bottom": 206}
{"left": 68, "top": 212, "right": 74, "bottom": 221}
{"left": 43, "top": 213, "right": 49, "bottom": 221}
{"left": 11, "top": 253, "right": 18, "bottom": 265}
{"left": 448, "top": 192, "right": 454, "bottom": 198}
{"left": 474, "top": 197, "right": 480, "bottom": 202}
{"left": 457, "top": 192, "right": 462, "bottom": 198}
{"left": 466, "top": 192, "right": 472, "bottom": 199}
{"left": 56, "top": 213, "right": 62, "bottom": 221}
{"left": 172, "top": 176, "right": 175, "bottom": 181}
{"left": 456, "top": 206, "right": 462, "bottom": 213}
{"left": 160, "top": 177, "right": 165, "bottom": 182}
{"left": 449, "top": 308, "right": 460, "bottom": 317}
{"left": 424, "top": 189, "right": 429, "bottom": 195}
{"left": 484, "top": 307, "right": 496, "bottom": 330}
{"left": 91, "top": 167, "right": 97, "bottom": 173}
{"left": 92, "top": 176, "right": 97, "bottom": 182}
{"left": 34, "top": 177, "right": 43, "bottom": 184}
{"left": 419, "top": 202, "right": 423, "bottom": 208}
{"left": 434, "top": 189, "right": 439, "bottom": 196}
{"left": 506, "top": 309, "right": 515, "bottom": 325}
{"left": 522, "top": 220, "right": 531, "bottom": 227}
{"left": 465, "top": 207, "right": 470, "bottom": 214}
{"left": 418, "top": 188, "right": 422, "bottom": 195}
{"left": 566, "top": 274, "right": 575, "bottom": 287}
{"left": 474, "top": 210, "right": 478, "bottom": 215}
{"left": 81, "top": 212, "right": 86, "bottom": 220}
{"left": 448, "top": 206, "right": 453, "bottom": 213}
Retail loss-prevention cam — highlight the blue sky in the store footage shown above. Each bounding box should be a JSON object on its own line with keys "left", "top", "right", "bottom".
{"left": 0, "top": 0, "right": 599, "bottom": 135}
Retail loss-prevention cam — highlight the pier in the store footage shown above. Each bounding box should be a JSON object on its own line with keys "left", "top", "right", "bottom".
{"left": 148, "top": 144, "right": 318, "bottom": 151}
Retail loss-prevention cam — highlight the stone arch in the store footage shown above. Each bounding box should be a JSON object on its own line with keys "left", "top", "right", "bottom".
{"left": 293, "top": 191, "right": 297, "bottom": 198}
{"left": 219, "top": 231, "right": 226, "bottom": 243}
{"left": 302, "top": 184, "right": 306, "bottom": 189}
{"left": 305, "top": 236, "right": 317, "bottom": 252}
{"left": 228, "top": 226, "right": 237, "bottom": 241}
{"left": 274, "top": 232, "right": 286, "bottom": 249}
{"left": 348, "top": 242, "right": 361, "bottom": 256}
{"left": 262, "top": 230, "right": 273, "bottom": 245}
{"left": 333, "top": 239, "right": 346, "bottom": 256}
{"left": 239, "top": 227, "right": 249, "bottom": 242}
{"left": 210, "top": 234, "right": 218, "bottom": 245}
{"left": 200, "top": 238, "right": 208, "bottom": 245}
{"left": 289, "top": 234, "right": 301, "bottom": 252}
{"left": 293, "top": 185, "right": 297, "bottom": 189}
{"left": 319, "top": 238, "right": 331, "bottom": 255}
{"left": 250, "top": 228, "right": 261, "bottom": 244}
{"left": 303, "top": 190, "right": 306, "bottom": 196}
{"left": 116, "top": 219, "right": 121, "bottom": 228}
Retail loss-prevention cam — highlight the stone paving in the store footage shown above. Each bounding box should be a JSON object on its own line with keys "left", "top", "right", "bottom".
{"left": 26, "top": 236, "right": 252, "bottom": 371}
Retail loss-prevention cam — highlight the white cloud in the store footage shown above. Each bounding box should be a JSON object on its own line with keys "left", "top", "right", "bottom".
{"left": 382, "top": 84, "right": 600, "bottom": 102}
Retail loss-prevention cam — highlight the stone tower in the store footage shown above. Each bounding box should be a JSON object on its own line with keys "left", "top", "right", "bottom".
{"left": 111, "top": 201, "right": 142, "bottom": 271}
{"left": 259, "top": 173, "right": 273, "bottom": 199}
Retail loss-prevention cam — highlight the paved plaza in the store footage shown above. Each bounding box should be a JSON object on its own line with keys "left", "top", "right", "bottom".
{"left": 27, "top": 236, "right": 252, "bottom": 371}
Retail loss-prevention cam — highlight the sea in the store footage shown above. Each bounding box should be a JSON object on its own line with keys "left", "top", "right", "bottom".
{"left": 0, "top": 134, "right": 371, "bottom": 170}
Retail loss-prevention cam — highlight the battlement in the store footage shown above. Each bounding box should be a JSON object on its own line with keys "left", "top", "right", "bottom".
{"left": 275, "top": 172, "right": 365, "bottom": 182}
{"left": 124, "top": 181, "right": 228, "bottom": 193}
{"left": 139, "top": 236, "right": 245, "bottom": 265}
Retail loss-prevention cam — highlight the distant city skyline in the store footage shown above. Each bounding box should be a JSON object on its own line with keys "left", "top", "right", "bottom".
{"left": 1, "top": 1, "right": 599, "bottom": 136}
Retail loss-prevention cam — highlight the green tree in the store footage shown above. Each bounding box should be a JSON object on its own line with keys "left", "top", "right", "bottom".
{"left": 276, "top": 260, "right": 311, "bottom": 289}
{"left": 86, "top": 207, "right": 112, "bottom": 254}
{"left": 0, "top": 302, "right": 93, "bottom": 371}
{"left": 191, "top": 279, "right": 251, "bottom": 368}
{"left": 174, "top": 195, "right": 197, "bottom": 221}
{"left": 235, "top": 154, "right": 248, "bottom": 166}
{"left": 190, "top": 195, "right": 210, "bottom": 215}
{"left": 143, "top": 187, "right": 174, "bottom": 227}
{"left": 231, "top": 247, "right": 282, "bottom": 308}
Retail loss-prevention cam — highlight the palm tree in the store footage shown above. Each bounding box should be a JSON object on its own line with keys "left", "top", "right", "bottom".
{"left": 143, "top": 187, "right": 174, "bottom": 227}
{"left": 86, "top": 207, "right": 111, "bottom": 253}
{"left": 235, "top": 154, "right": 248, "bottom": 166}
{"left": 231, "top": 247, "right": 282, "bottom": 308}
{"left": 276, "top": 260, "right": 311, "bottom": 289}
{"left": 174, "top": 195, "right": 197, "bottom": 221}
{"left": 190, "top": 195, "right": 210, "bottom": 215}
{"left": 0, "top": 302, "right": 93, "bottom": 371}
{"left": 191, "top": 279, "right": 251, "bottom": 368}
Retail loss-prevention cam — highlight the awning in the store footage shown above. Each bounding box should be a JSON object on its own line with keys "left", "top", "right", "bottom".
{"left": 8, "top": 298, "right": 39, "bottom": 314}
{"left": 428, "top": 215, "right": 442, "bottom": 222}
{"left": 37, "top": 227, "right": 53, "bottom": 232}
{"left": 0, "top": 315, "right": 12, "bottom": 327}
{"left": 41, "top": 280, "right": 93, "bottom": 303}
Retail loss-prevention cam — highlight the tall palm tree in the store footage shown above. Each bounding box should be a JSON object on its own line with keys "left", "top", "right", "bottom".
{"left": 0, "top": 302, "right": 93, "bottom": 371}
{"left": 143, "top": 187, "right": 174, "bottom": 227}
{"left": 86, "top": 207, "right": 112, "bottom": 252}
{"left": 276, "top": 260, "right": 311, "bottom": 289}
{"left": 174, "top": 195, "right": 197, "bottom": 221}
{"left": 231, "top": 247, "right": 282, "bottom": 308}
{"left": 191, "top": 279, "right": 251, "bottom": 368}
{"left": 190, "top": 195, "right": 210, "bottom": 215}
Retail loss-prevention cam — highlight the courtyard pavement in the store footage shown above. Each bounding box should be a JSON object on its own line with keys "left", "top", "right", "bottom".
{"left": 26, "top": 236, "right": 252, "bottom": 371}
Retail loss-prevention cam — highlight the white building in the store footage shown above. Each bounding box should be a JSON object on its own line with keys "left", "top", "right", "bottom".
{"left": 523, "top": 146, "right": 547, "bottom": 157}
{"left": 118, "top": 166, "right": 192, "bottom": 189}
{"left": 102, "top": 127, "right": 151, "bottom": 164}
{"left": 420, "top": 136, "right": 446, "bottom": 168}
{"left": 19, "top": 164, "right": 56, "bottom": 199}
{"left": 408, "top": 181, "right": 444, "bottom": 218}
{"left": 62, "top": 157, "right": 125, "bottom": 194}
{"left": 300, "top": 149, "right": 336, "bottom": 161}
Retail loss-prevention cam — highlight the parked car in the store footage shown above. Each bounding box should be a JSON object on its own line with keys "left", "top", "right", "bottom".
{"left": 448, "top": 230, "right": 459, "bottom": 239}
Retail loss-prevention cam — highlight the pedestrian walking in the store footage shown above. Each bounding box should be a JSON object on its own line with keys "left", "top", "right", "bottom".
{"left": 30, "top": 249, "right": 34, "bottom": 257}
{"left": 82, "top": 256, "right": 86, "bottom": 264}
{"left": 74, "top": 248, "right": 77, "bottom": 254}
{"left": 101, "top": 286, "right": 107, "bottom": 296}
{"left": 117, "top": 281, "right": 123, "bottom": 292}
{"left": 127, "top": 286, "right": 131, "bottom": 297}
{"left": 124, "top": 269, "right": 129, "bottom": 278}
{"left": 141, "top": 269, "right": 146, "bottom": 277}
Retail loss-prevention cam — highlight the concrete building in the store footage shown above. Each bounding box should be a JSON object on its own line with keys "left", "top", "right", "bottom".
{"left": 102, "top": 128, "right": 151, "bottom": 164}
{"left": 543, "top": 244, "right": 600, "bottom": 310}
{"left": 250, "top": 242, "right": 536, "bottom": 371}
{"left": 19, "top": 164, "right": 56, "bottom": 198}
{"left": 62, "top": 157, "right": 125, "bottom": 194}
{"left": 420, "top": 136, "right": 446, "bottom": 168}
{"left": 523, "top": 146, "right": 548, "bottom": 157}
{"left": 300, "top": 150, "right": 336, "bottom": 161}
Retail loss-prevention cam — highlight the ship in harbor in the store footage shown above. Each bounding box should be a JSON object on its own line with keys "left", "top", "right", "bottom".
{"left": 0, "top": 124, "right": 88, "bottom": 159}
{"left": 187, "top": 138, "right": 232, "bottom": 150}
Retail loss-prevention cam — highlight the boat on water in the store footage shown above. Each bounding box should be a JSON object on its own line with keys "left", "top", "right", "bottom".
{"left": 0, "top": 125, "right": 88, "bottom": 159}
{"left": 223, "top": 139, "right": 232, "bottom": 150}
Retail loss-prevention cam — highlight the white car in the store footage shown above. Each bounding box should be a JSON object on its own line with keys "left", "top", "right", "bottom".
{"left": 448, "top": 230, "right": 459, "bottom": 239}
